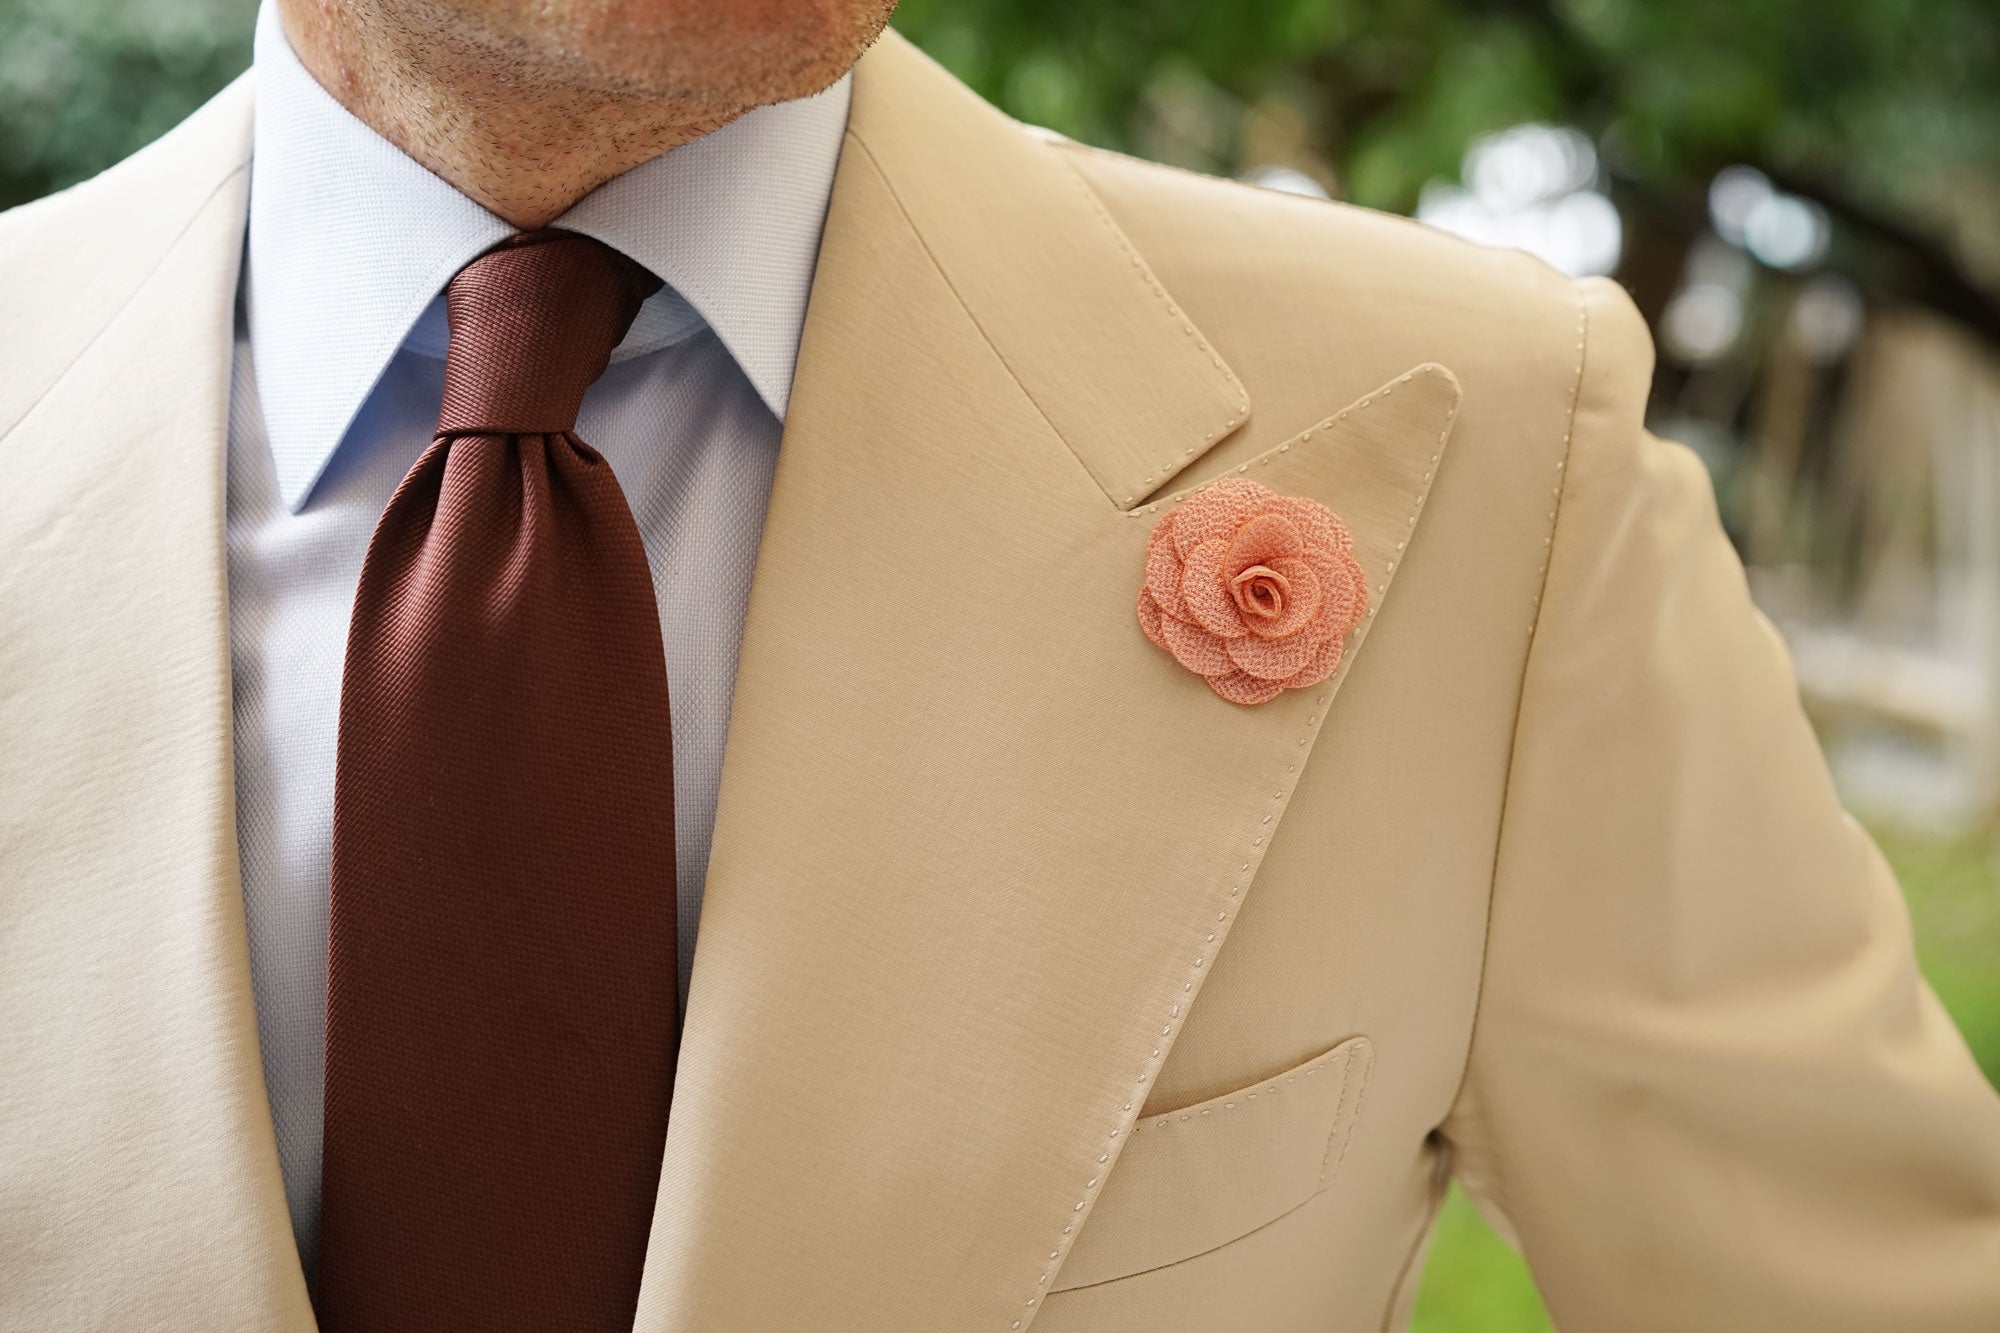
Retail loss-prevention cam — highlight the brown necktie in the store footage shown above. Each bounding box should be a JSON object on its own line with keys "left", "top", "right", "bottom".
{"left": 317, "top": 230, "right": 677, "bottom": 1331}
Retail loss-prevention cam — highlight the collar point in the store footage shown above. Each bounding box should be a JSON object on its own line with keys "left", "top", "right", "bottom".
{"left": 271, "top": 451, "right": 327, "bottom": 514}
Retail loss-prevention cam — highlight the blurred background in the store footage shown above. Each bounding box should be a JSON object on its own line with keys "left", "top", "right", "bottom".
{"left": 5, "top": 0, "right": 1995, "bottom": 1325}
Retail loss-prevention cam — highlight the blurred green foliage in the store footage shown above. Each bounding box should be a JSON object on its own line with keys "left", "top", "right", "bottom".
{"left": 892, "top": 0, "right": 1999, "bottom": 281}
{"left": 1886, "top": 829, "right": 2000, "bottom": 1089}
{"left": 1412, "top": 1187, "right": 1552, "bottom": 1333}
{"left": 7, "top": 0, "right": 1996, "bottom": 279}
{"left": 0, "top": 0, "right": 253, "bottom": 210}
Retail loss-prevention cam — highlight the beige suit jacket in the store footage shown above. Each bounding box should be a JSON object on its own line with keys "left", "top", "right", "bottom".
{"left": 3, "top": 30, "right": 1998, "bottom": 1332}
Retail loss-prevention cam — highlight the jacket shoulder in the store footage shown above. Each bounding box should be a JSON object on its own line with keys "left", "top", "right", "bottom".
{"left": 0, "top": 73, "right": 253, "bottom": 439}
{"left": 1055, "top": 137, "right": 1629, "bottom": 463}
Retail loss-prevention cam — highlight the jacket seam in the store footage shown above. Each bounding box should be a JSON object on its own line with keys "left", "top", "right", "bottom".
{"left": 834, "top": 129, "right": 1076, "bottom": 475}
{"left": 1377, "top": 1144, "right": 1455, "bottom": 1333}
{"left": 1437, "top": 280, "right": 1592, "bottom": 1217}
{"left": 1044, "top": 149, "right": 1250, "bottom": 504}
{"left": 1316, "top": 1040, "right": 1371, "bottom": 1190}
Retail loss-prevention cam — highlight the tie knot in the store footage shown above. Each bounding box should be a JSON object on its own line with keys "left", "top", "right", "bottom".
{"left": 435, "top": 231, "right": 663, "bottom": 437}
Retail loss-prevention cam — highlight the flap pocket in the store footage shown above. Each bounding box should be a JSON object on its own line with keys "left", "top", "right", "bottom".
{"left": 1053, "top": 1035, "right": 1374, "bottom": 1291}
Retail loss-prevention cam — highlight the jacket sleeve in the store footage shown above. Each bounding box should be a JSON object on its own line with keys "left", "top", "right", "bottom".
{"left": 1439, "top": 276, "right": 2000, "bottom": 1329}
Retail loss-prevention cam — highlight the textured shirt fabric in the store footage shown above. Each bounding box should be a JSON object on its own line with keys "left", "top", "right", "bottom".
{"left": 227, "top": 0, "right": 850, "bottom": 1268}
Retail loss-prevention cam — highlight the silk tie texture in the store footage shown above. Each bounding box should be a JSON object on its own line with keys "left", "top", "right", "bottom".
{"left": 319, "top": 231, "right": 677, "bottom": 1331}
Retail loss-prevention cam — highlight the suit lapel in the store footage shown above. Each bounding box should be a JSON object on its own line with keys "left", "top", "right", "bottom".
{"left": 0, "top": 79, "right": 313, "bottom": 1328}
{"left": 636, "top": 33, "right": 1459, "bottom": 1331}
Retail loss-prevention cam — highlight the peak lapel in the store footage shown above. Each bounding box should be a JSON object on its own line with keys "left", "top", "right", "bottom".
{"left": 0, "top": 79, "right": 312, "bottom": 1328}
{"left": 636, "top": 33, "right": 1460, "bottom": 1332}
{"left": 820, "top": 31, "right": 1250, "bottom": 511}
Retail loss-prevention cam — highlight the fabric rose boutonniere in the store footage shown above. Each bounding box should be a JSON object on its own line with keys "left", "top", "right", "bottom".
{"left": 1137, "top": 477, "right": 1368, "bottom": 706}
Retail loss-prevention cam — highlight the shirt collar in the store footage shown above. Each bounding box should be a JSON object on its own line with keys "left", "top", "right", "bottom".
{"left": 244, "top": 0, "right": 851, "bottom": 511}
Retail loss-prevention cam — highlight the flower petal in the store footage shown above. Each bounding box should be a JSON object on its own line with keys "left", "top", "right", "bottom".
{"left": 1271, "top": 493, "right": 1353, "bottom": 556}
{"left": 1302, "top": 548, "right": 1368, "bottom": 640}
{"left": 1288, "top": 631, "right": 1347, "bottom": 690}
{"left": 1225, "top": 513, "right": 1303, "bottom": 570}
{"left": 1206, "top": 669, "right": 1286, "bottom": 706}
{"left": 1138, "top": 482, "right": 1368, "bottom": 706}
{"left": 1170, "top": 478, "right": 1270, "bottom": 559}
{"left": 1240, "top": 556, "right": 1322, "bottom": 639}
{"left": 1157, "top": 612, "right": 1235, "bottom": 677}
{"left": 1144, "top": 525, "right": 1188, "bottom": 619}
{"left": 1181, "top": 538, "right": 1249, "bottom": 638}
{"left": 1226, "top": 629, "right": 1321, "bottom": 681}
{"left": 1136, "top": 587, "right": 1169, "bottom": 650}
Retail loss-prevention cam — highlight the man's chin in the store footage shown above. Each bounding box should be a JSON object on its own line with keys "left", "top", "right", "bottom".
{"left": 470, "top": 0, "right": 898, "bottom": 108}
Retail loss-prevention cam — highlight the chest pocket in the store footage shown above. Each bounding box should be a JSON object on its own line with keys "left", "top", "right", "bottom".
{"left": 1053, "top": 1035, "right": 1374, "bottom": 1291}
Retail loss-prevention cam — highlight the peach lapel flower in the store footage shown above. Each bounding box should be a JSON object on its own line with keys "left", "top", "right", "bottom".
{"left": 1137, "top": 478, "right": 1368, "bottom": 706}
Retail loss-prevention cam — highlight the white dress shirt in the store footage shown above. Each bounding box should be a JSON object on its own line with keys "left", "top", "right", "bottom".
{"left": 227, "top": 0, "right": 850, "bottom": 1268}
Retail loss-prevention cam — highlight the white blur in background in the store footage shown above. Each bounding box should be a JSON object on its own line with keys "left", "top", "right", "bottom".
{"left": 1414, "top": 123, "right": 1623, "bottom": 278}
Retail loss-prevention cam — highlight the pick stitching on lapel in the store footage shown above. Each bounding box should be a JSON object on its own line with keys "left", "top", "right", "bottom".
{"left": 1013, "top": 363, "right": 1461, "bottom": 1314}
{"left": 818, "top": 33, "right": 1252, "bottom": 510}
{"left": 637, "top": 32, "right": 1462, "bottom": 1332}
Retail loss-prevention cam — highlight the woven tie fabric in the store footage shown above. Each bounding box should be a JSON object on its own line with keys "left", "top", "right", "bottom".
{"left": 318, "top": 231, "right": 676, "bottom": 1331}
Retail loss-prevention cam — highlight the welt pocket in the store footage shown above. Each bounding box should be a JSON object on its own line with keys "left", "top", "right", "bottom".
{"left": 1052, "top": 1035, "right": 1374, "bottom": 1292}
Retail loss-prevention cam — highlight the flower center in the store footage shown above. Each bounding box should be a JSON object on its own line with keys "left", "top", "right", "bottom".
{"left": 1229, "top": 564, "right": 1290, "bottom": 620}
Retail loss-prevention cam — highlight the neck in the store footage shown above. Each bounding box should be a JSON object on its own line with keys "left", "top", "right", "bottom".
{"left": 276, "top": 0, "right": 743, "bottom": 229}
